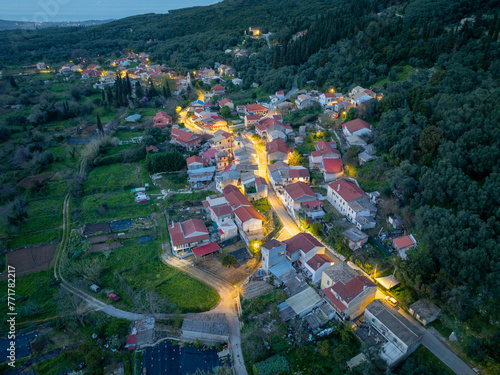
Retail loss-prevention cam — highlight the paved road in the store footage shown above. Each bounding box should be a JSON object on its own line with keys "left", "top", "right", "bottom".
{"left": 395, "top": 308, "right": 475, "bottom": 375}
{"left": 161, "top": 254, "right": 248, "bottom": 375}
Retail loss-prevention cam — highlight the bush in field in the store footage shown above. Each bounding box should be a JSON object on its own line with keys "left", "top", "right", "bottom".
{"left": 146, "top": 151, "right": 185, "bottom": 173}
{"left": 219, "top": 251, "right": 237, "bottom": 268}
{"left": 254, "top": 355, "right": 289, "bottom": 375}
{"left": 81, "top": 136, "right": 119, "bottom": 164}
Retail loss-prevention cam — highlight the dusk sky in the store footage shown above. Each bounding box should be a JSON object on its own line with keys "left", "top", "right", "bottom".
{"left": 2, "top": 0, "right": 221, "bottom": 22}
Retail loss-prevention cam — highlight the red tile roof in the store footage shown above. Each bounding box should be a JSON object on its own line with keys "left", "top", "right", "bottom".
{"left": 268, "top": 161, "right": 288, "bottom": 172}
{"left": 211, "top": 204, "right": 232, "bottom": 218}
{"left": 306, "top": 253, "right": 333, "bottom": 271}
{"left": 284, "top": 181, "right": 315, "bottom": 201}
{"left": 323, "top": 158, "right": 343, "bottom": 173}
{"left": 255, "top": 177, "right": 267, "bottom": 186}
{"left": 393, "top": 235, "right": 415, "bottom": 249}
{"left": 234, "top": 205, "right": 264, "bottom": 223}
{"left": 146, "top": 145, "right": 158, "bottom": 151}
{"left": 323, "top": 276, "right": 376, "bottom": 313}
{"left": 202, "top": 149, "right": 219, "bottom": 159}
{"left": 223, "top": 185, "right": 251, "bottom": 209}
{"left": 284, "top": 232, "right": 324, "bottom": 254}
{"left": 342, "top": 119, "right": 373, "bottom": 133}
{"left": 192, "top": 242, "right": 221, "bottom": 257}
{"left": 315, "top": 141, "right": 337, "bottom": 151}
{"left": 212, "top": 84, "right": 225, "bottom": 91}
{"left": 328, "top": 179, "right": 367, "bottom": 202}
{"left": 301, "top": 199, "right": 323, "bottom": 207}
{"left": 288, "top": 168, "right": 310, "bottom": 179}
{"left": 311, "top": 148, "right": 340, "bottom": 158}
{"left": 245, "top": 104, "right": 268, "bottom": 112}
{"left": 171, "top": 128, "right": 200, "bottom": 144}
{"left": 186, "top": 155, "right": 205, "bottom": 165}
{"left": 245, "top": 114, "right": 260, "bottom": 121}
{"left": 219, "top": 98, "right": 233, "bottom": 106}
{"left": 168, "top": 219, "right": 209, "bottom": 246}
{"left": 261, "top": 238, "right": 285, "bottom": 250}
{"left": 266, "top": 139, "right": 288, "bottom": 155}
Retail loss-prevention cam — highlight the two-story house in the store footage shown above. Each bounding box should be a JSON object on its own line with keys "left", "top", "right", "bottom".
{"left": 342, "top": 118, "right": 373, "bottom": 137}
{"left": 282, "top": 182, "right": 323, "bottom": 221}
{"left": 323, "top": 275, "right": 377, "bottom": 320}
{"left": 153, "top": 111, "right": 172, "bottom": 129}
{"left": 266, "top": 139, "right": 288, "bottom": 163}
{"left": 364, "top": 299, "right": 423, "bottom": 366}
{"left": 168, "top": 219, "right": 210, "bottom": 258}
{"left": 327, "top": 178, "right": 376, "bottom": 229}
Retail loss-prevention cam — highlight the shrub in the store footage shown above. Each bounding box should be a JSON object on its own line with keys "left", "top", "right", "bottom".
{"left": 146, "top": 151, "right": 185, "bottom": 173}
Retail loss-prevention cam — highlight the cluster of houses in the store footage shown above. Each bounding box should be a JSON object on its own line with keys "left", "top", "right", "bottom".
{"left": 167, "top": 182, "right": 267, "bottom": 258}
{"left": 259, "top": 231, "right": 427, "bottom": 367}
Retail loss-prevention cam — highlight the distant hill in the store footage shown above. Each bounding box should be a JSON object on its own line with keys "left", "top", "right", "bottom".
{"left": 0, "top": 18, "right": 114, "bottom": 30}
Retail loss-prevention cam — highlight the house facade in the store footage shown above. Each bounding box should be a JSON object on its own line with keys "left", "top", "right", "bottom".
{"left": 323, "top": 276, "right": 377, "bottom": 320}
{"left": 168, "top": 219, "right": 210, "bottom": 258}
{"left": 153, "top": 112, "right": 172, "bottom": 128}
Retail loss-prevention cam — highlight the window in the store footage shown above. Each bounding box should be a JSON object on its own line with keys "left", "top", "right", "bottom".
{"left": 327, "top": 280, "right": 330, "bottom": 285}
{"left": 372, "top": 318, "right": 375, "bottom": 323}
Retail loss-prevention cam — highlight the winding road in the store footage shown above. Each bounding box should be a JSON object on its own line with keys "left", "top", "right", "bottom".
{"left": 52, "top": 159, "right": 248, "bottom": 374}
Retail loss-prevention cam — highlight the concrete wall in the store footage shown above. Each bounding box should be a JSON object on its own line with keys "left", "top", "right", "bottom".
{"left": 262, "top": 243, "right": 287, "bottom": 273}
{"left": 344, "top": 286, "right": 377, "bottom": 320}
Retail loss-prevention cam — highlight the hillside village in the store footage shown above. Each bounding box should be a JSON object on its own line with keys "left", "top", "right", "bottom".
{"left": 0, "top": 4, "right": 498, "bottom": 373}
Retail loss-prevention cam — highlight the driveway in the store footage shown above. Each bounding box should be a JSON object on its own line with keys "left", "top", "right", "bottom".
{"left": 395, "top": 308, "right": 475, "bottom": 375}
{"left": 161, "top": 254, "right": 248, "bottom": 375}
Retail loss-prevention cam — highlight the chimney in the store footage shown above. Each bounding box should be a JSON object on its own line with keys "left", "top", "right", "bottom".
{"left": 317, "top": 263, "right": 321, "bottom": 270}
{"left": 337, "top": 184, "right": 340, "bottom": 192}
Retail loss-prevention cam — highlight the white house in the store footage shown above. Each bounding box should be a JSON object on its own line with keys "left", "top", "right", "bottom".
{"left": 319, "top": 92, "right": 343, "bottom": 106}
{"left": 342, "top": 119, "right": 373, "bottom": 137}
{"left": 282, "top": 181, "right": 318, "bottom": 220}
{"left": 168, "top": 219, "right": 210, "bottom": 258}
{"left": 327, "top": 179, "right": 376, "bottom": 230}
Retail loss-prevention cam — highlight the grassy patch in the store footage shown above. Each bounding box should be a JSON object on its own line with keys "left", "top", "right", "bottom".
{"left": 89, "top": 240, "right": 219, "bottom": 313}
{"left": 428, "top": 319, "right": 453, "bottom": 339}
{"left": 7, "top": 229, "right": 60, "bottom": 249}
{"left": 390, "top": 284, "right": 418, "bottom": 307}
{"left": 156, "top": 172, "right": 188, "bottom": 191}
{"left": 252, "top": 198, "right": 271, "bottom": 219}
{"left": 395, "top": 345, "right": 455, "bottom": 375}
{"left": 0, "top": 270, "right": 59, "bottom": 330}
{"left": 79, "top": 191, "right": 157, "bottom": 224}
{"left": 21, "top": 198, "right": 63, "bottom": 233}
{"left": 84, "top": 162, "right": 156, "bottom": 194}
{"left": 372, "top": 65, "right": 415, "bottom": 88}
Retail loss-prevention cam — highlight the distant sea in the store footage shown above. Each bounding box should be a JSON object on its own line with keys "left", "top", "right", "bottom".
{"left": 1, "top": 0, "right": 221, "bottom": 23}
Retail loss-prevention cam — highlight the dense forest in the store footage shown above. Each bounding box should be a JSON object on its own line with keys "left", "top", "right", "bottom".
{"left": 0, "top": 0, "right": 499, "bottom": 368}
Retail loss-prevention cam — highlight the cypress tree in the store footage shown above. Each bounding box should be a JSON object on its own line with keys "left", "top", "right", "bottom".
{"left": 96, "top": 114, "right": 103, "bottom": 135}
{"left": 9, "top": 76, "right": 18, "bottom": 89}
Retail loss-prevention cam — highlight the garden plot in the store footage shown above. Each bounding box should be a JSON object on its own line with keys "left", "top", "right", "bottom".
{"left": 194, "top": 241, "right": 259, "bottom": 284}
{"left": 89, "top": 241, "right": 124, "bottom": 253}
{"left": 1, "top": 243, "right": 57, "bottom": 279}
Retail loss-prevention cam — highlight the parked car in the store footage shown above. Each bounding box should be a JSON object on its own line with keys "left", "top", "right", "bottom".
{"left": 90, "top": 284, "right": 100, "bottom": 293}
{"left": 385, "top": 296, "right": 398, "bottom": 307}
{"left": 108, "top": 293, "right": 120, "bottom": 302}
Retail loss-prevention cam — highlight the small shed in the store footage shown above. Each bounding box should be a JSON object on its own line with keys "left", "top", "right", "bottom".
{"left": 125, "top": 114, "right": 142, "bottom": 122}
{"left": 192, "top": 242, "right": 221, "bottom": 258}
{"left": 286, "top": 286, "right": 323, "bottom": 318}
{"left": 343, "top": 227, "right": 369, "bottom": 250}
{"left": 409, "top": 300, "right": 441, "bottom": 326}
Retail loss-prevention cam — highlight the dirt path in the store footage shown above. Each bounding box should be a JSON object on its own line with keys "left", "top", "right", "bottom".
{"left": 51, "top": 158, "right": 248, "bottom": 374}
